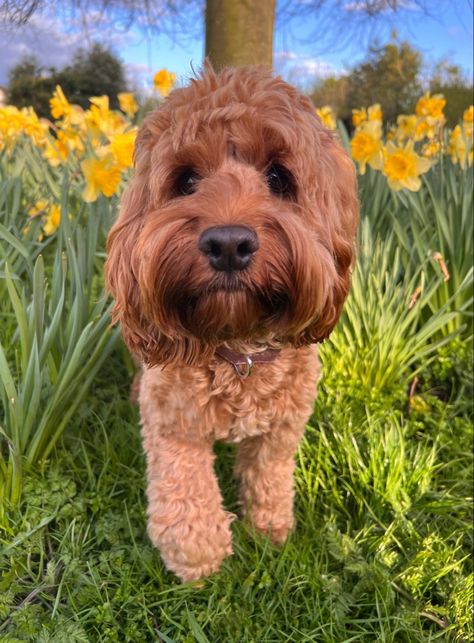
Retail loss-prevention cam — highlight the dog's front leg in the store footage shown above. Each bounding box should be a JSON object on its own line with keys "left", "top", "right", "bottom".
{"left": 142, "top": 432, "right": 233, "bottom": 582}
{"left": 235, "top": 422, "right": 305, "bottom": 545}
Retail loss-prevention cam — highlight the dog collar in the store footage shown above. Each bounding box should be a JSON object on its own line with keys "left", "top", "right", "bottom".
{"left": 214, "top": 346, "right": 281, "bottom": 378}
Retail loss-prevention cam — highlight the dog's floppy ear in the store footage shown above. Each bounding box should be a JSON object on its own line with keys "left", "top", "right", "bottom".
{"left": 105, "top": 111, "right": 167, "bottom": 361}
{"left": 302, "top": 141, "right": 359, "bottom": 344}
{"left": 105, "top": 119, "right": 151, "bottom": 357}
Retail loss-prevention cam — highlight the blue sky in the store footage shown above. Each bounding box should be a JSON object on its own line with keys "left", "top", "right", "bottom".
{"left": 0, "top": 0, "right": 472, "bottom": 90}
{"left": 120, "top": 0, "right": 473, "bottom": 90}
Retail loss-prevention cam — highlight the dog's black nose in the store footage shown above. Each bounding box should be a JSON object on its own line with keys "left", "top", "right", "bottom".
{"left": 198, "top": 225, "right": 259, "bottom": 272}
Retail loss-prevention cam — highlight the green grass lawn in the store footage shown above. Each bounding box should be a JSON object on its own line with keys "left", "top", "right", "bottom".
{"left": 0, "top": 143, "right": 473, "bottom": 641}
{"left": 1, "top": 338, "right": 472, "bottom": 642}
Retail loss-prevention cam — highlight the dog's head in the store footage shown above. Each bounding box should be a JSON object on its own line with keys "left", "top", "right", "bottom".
{"left": 106, "top": 65, "right": 359, "bottom": 366}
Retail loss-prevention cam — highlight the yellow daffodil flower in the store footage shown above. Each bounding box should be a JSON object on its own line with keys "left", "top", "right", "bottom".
{"left": 118, "top": 92, "right": 139, "bottom": 118}
{"left": 421, "top": 140, "right": 441, "bottom": 159}
{"left": 81, "top": 154, "right": 122, "bottom": 202}
{"left": 395, "top": 114, "right": 418, "bottom": 141}
{"left": 109, "top": 129, "right": 137, "bottom": 169}
{"left": 447, "top": 125, "right": 473, "bottom": 169}
{"left": 414, "top": 117, "right": 439, "bottom": 141}
{"left": 29, "top": 200, "right": 49, "bottom": 218}
{"left": 316, "top": 106, "right": 336, "bottom": 130}
{"left": 352, "top": 108, "right": 367, "bottom": 128}
{"left": 350, "top": 121, "right": 384, "bottom": 174}
{"left": 58, "top": 127, "right": 84, "bottom": 155}
{"left": 86, "top": 95, "right": 126, "bottom": 139}
{"left": 42, "top": 134, "right": 69, "bottom": 167}
{"left": 50, "top": 86, "right": 71, "bottom": 120}
{"left": 153, "top": 69, "right": 176, "bottom": 97}
{"left": 463, "top": 105, "right": 473, "bottom": 136}
{"left": 43, "top": 204, "right": 61, "bottom": 235}
{"left": 383, "top": 140, "right": 432, "bottom": 191}
{"left": 368, "top": 103, "right": 382, "bottom": 123}
{"left": 416, "top": 92, "right": 446, "bottom": 122}
{"left": 29, "top": 200, "right": 61, "bottom": 235}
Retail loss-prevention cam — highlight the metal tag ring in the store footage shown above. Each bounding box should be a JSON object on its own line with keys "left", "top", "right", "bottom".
{"left": 233, "top": 356, "right": 253, "bottom": 378}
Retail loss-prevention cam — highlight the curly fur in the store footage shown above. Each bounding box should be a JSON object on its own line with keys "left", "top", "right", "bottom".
{"left": 105, "top": 64, "right": 358, "bottom": 582}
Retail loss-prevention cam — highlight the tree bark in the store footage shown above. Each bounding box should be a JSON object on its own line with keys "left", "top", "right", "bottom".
{"left": 205, "top": 0, "right": 276, "bottom": 70}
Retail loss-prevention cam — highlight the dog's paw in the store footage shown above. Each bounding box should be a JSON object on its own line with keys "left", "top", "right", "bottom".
{"left": 148, "top": 512, "right": 234, "bottom": 582}
{"left": 248, "top": 509, "right": 294, "bottom": 545}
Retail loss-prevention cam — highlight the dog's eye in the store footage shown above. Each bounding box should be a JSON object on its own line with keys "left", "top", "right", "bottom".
{"left": 265, "top": 164, "right": 294, "bottom": 198}
{"left": 176, "top": 169, "right": 200, "bottom": 196}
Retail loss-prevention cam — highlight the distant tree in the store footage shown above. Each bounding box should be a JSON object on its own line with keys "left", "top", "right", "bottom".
{"left": 56, "top": 44, "right": 127, "bottom": 110}
{"left": 309, "top": 39, "right": 423, "bottom": 128}
{"left": 7, "top": 57, "right": 56, "bottom": 116}
{"left": 429, "top": 61, "right": 473, "bottom": 126}
{"left": 7, "top": 45, "right": 127, "bottom": 116}
{"left": 311, "top": 76, "right": 350, "bottom": 122}
{"left": 346, "top": 39, "right": 422, "bottom": 125}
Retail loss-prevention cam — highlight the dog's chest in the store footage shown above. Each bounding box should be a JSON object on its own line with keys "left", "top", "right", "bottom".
{"left": 208, "top": 368, "right": 284, "bottom": 442}
{"left": 141, "top": 346, "right": 320, "bottom": 443}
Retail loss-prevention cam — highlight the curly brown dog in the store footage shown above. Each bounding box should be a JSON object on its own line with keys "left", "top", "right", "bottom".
{"left": 105, "top": 64, "right": 359, "bottom": 582}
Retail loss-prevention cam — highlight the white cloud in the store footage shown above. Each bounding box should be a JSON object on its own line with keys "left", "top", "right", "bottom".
{"left": 0, "top": 9, "right": 135, "bottom": 85}
{"left": 124, "top": 62, "right": 153, "bottom": 91}
{"left": 275, "top": 51, "right": 341, "bottom": 90}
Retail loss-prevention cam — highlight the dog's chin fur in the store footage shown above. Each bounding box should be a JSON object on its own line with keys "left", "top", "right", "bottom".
{"left": 104, "top": 64, "right": 359, "bottom": 582}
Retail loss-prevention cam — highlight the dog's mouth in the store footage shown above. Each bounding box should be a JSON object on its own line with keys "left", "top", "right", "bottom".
{"left": 205, "top": 273, "right": 248, "bottom": 294}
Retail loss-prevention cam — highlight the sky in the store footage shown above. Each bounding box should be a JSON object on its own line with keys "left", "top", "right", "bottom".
{"left": 0, "top": 0, "right": 472, "bottom": 91}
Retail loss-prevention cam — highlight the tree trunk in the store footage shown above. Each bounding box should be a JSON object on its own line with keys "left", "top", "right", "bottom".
{"left": 205, "top": 0, "right": 276, "bottom": 70}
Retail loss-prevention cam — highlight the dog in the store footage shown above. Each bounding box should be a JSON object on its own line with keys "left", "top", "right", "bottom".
{"left": 105, "top": 64, "right": 358, "bottom": 582}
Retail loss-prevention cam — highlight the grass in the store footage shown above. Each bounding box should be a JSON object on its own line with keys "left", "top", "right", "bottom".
{"left": 0, "top": 337, "right": 472, "bottom": 641}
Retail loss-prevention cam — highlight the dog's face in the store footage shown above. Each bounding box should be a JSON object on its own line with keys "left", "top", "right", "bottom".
{"left": 106, "top": 66, "right": 359, "bottom": 366}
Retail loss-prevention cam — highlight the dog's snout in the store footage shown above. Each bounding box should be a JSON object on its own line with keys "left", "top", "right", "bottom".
{"left": 198, "top": 225, "right": 259, "bottom": 272}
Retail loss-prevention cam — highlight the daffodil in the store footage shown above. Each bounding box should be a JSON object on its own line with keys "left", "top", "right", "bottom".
{"left": 58, "top": 127, "right": 84, "bottom": 155}
{"left": 108, "top": 129, "right": 137, "bottom": 169}
{"left": 414, "top": 117, "right": 437, "bottom": 141}
{"left": 421, "top": 140, "right": 441, "bottom": 159}
{"left": 368, "top": 103, "right": 382, "bottom": 123}
{"left": 416, "top": 92, "right": 446, "bottom": 122}
{"left": 383, "top": 140, "right": 432, "bottom": 191}
{"left": 395, "top": 114, "right": 418, "bottom": 141}
{"left": 43, "top": 204, "right": 61, "bottom": 235}
{"left": 50, "top": 86, "right": 71, "bottom": 120}
{"left": 64, "top": 104, "right": 86, "bottom": 128}
{"left": 352, "top": 108, "right": 367, "bottom": 129}
{"left": 42, "top": 134, "right": 69, "bottom": 167}
{"left": 153, "top": 69, "right": 176, "bottom": 97}
{"left": 29, "top": 200, "right": 61, "bottom": 235}
{"left": 447, "top": 125, "right": 473, "bottom": 169}
{"left": 0, "top": 105, "right": 49, "bottom": 149}
{"left": 386, "top": 126, "right": 397, "bottom": 141}
{"left": 86, "top": 95, "right": 126, "bottom": 139}
{"left": 118, "top": 92, "right": 139, "bottom": 117}
{"left": 316, "top": 106, "right": 336, "bottom": 130}
{"left": 81, "top": 154, "right": 122, "bottom": 202}
{"left": 463, "top": 105, "right": 473, "bottom": 136}
{"left": 29, "top": 200, "right": 49, "bottom": 218}
{"left": 350, "top": 121, "right": 384, "bottom": 174}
